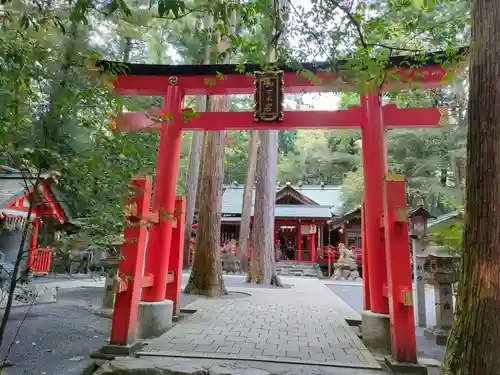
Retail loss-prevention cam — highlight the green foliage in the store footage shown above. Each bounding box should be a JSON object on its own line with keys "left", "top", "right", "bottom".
{"left": 432, "top": 222, "right": 464, "bottom": 252}
{"left": 0, "top": 0, "right": 470, "bottom": 253}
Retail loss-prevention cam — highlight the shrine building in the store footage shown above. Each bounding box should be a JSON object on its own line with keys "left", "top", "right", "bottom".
{"left": 0, "top": 165, "right": 72, "bottom": 276}
{"left": 220, "top": 181, "right": 362, "bottom": 263}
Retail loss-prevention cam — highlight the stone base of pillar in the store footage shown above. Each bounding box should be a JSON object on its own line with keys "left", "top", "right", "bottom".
{"left": 424, "top": 326, "right": 449, "bottom": 346}
{"left": 384, "top": 356, "right": 428, "bottom": 375}
{"left": 137, "top": 300, "right": 173, "bottom": 339}
{"left": 91, "top": 342, "right": 142, "bottom": 360}
{"left": 361, "top": 310, "right": 391, "bottom": 355}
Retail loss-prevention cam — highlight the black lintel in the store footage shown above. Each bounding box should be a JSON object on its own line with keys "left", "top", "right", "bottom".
{"left": 96, "top": 47, "right": 468, "bottom": 77}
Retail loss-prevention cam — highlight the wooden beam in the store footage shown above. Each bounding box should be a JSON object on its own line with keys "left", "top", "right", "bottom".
{"left": 113, "top": 65, "right": 451, "bottom": 96}
{"left": 113, "top": 105, "right": 446, "bottom": 133}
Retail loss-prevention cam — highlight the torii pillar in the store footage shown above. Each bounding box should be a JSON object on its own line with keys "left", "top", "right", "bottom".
{"left": 360, "top": 93, "right": 391, "bottom": 352}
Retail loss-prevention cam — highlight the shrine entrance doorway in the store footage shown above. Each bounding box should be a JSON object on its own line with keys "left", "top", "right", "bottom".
{"left": 276, "top": 222, "right": 297, "bottom": 261}
{"left": 100, "top": 48, "right": 464, "bottom": 365}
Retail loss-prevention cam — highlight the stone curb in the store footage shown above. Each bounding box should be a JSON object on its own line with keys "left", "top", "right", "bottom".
{"left": 136, "top": 352, "right": 382, "bottom": 371}
{"left": 90, "top": 356, "right": 385, "bottom": 375}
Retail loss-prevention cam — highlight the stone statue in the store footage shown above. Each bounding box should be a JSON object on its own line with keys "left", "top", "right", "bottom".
{"left": 333, "top": 243, "right": 360, "bottom": 280}
{"left": 221, "top": 239, "right": 240, "bottom": 274}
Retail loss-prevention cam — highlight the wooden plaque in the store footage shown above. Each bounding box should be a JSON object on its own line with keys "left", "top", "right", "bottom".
{"left": 253, "top": 71, "right": 284, "bottom": 122}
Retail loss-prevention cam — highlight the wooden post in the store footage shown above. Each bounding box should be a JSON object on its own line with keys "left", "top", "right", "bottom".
{"left": 413, "top": 237, "right": 427, "bottom": 327}
{"left": 361, "top": 203, "right": 371, "bottom": 311}
{"left": 165, "top": 196, "right": 186, "bottom": 317}
{"left": 27, "top": 219, "right": 39, "bottom": 270}
{"left": 318, "top": 225, "right": 322, "bottom": 249}
{"left": 383, "top": 175, "right": 417, "bottom": 363}
{"left": 110, "top": 176, "right": 152, "bottom": 346}
{"left": 311, "top": 232, "right": 316, "bottom": 262}
{"left": 361, "top": 93, "right": 389, "bottom": 314}
{"left": 297, "top": 223, "right": 302, "bottom": 262}
{"left": 143, "top": 86, "right": 184, "bottom": 302}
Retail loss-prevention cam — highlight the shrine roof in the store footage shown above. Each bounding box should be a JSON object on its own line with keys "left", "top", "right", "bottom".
{"left": 222, "top": 184, "right": 342, "bottom": 217}
{"left": 0, "top": 166, "right": 72, "bottom": 220}
{"left": 427, "top": 210, "right": 463, "bottom": 231}
{"left": 221, "top": 205, "right": 332, "bottom": 220}
{"left": 97, "top": 47, "right": 467, "bottom": 77}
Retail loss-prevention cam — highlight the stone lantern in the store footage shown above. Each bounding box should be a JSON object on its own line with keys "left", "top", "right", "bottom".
{"left": 417, "top": 244, "right": 461, "bottom": 345}
{"left": 100, "top": 241, "right": 123, "bottom": 313}
{"left": 409, "top": 207, "right": 434, "bottom": 327}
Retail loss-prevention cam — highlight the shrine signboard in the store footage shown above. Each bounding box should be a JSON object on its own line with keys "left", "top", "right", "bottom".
{"left": 253, "top": 71, "right": 284, "bottom": 122}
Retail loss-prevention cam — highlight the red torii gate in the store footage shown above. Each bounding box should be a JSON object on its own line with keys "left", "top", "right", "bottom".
{"left": 98, "top": 49, "right": 463, "bottom": 365}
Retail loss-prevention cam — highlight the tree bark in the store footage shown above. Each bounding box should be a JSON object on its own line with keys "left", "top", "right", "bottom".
{"left": 249, "top": 129, "right": 281, "bottom": 286}
{"left": 238, "top": 131, "right": 259, "bottom": 272}
{"left": 183, "top": 97, "right": 208, "bottom": 268}
{"left": 450, "top": 155, "right": 464, "bottom": 205}
{"left": 439, "top": 1, "right": 500, "bottom": 374}
{"left": 184, "top": 11, "right": 237, "bottom": 296}
{"left": 247, "top": 0, "right": 287, "bottom": 286}
{"left": 184, "top": 126, "right": 228, "bottom": 297}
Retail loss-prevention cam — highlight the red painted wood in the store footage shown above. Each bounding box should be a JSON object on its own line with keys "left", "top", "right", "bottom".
{"left": 311, "top": 233, "right": 316, "bottom": 262}
{"left": 361, "top": 93, "right": 389, "bottom": 314}
{"left": 328, "top": 252, "right": 332, "bottom": 278}
{"left": 382, "top": 104, "right": 444, "bottom": 128}
{"left": 113, "top": 66, "right": 448, "bottom": 96}
{"left": 165, "top": 197, "right": 186, "bottom": 316}
{"left": 3, "top": 184, "right": 67, "bottom": 224}
{"left": 110, "top": 175, "right": 152, "bottom": 346}
{"left": 27, "top": 220, "right": 39, "bottom": 269}
{"left": 113, "top": 106, "right": 445, "bottom": 133}
{"left": 30, "top": 248, "right": 52, "bottom": 275}
{"left": 142, "top": 86, "right": 184, "bottom": 302}
{"left": 297, "top": 223, "right": 302, "bottom": 262}
{"left": 361, "top": 203, "right": 371, "bottom": 311}
{"left": 141, "top": 274, "right": 154, "bottom": 288}
{"left": 42, "top": 185, "right": 67, "bottom": 223}
{"left": 383, "top": 177, "right": 417, "bottom": 363}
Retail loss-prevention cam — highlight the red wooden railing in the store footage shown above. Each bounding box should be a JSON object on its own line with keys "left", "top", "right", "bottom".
{"left": 29, "top": 248, "right": 52, "bottom": 275}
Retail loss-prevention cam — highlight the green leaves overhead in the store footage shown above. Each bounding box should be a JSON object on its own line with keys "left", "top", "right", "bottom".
{"left": 154, "top": 0, "right": 186, "bottom": 18}
{"left": 0, "top": 0, "right": 469, "bottom": 250}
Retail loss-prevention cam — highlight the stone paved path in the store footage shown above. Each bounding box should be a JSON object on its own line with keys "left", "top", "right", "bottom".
{"left": 138, "top": 278, "right": 381, "bottom": 371}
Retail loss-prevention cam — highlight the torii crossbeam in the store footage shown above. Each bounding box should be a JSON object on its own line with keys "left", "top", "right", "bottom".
{"left": 112, "top": 104, "right": 447, "bottom": 132}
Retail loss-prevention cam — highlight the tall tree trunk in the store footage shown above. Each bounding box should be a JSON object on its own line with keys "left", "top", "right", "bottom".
{"left": 439, "top": 1, "right": 500, "bottom": 374}
{"left": 183, "top": 97, "right": 208, "bottom": 268}
{"left": 247, "top": 0, "right": 287, "bottom": 285}
{"left": 183, "top": 14, "right": 214, "bottom": 268}
{"left": 121, "top": 36, "right": 132, "bottom": 63}
{"left": 250, "top": 130, "right": 282, "bottom": 285}
{"left": 183, "top": 118, "right": 228, "bottom": 297}
{"left": 238, "top": 131, "right": 259, "bottom": 272}
{"left": 184, "top": 11, "right": 238, "bottom": 296}
{"left": 450, "top": 155, "right": 464, "bottom": 205}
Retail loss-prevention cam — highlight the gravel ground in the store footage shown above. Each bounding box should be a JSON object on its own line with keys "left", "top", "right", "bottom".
{"left": 0, "top": 274, "right": 278, "bottom": 375}
{"left": 0, "top": 287, "right": 110, "bottom": 375}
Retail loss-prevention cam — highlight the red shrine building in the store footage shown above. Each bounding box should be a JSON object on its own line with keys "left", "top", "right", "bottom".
{"left": 0, "top": 165, "right": 71, "bottom": 275}
{"left": 220, "top": 182, "right": 361, "bottom": 262}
